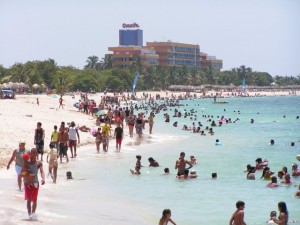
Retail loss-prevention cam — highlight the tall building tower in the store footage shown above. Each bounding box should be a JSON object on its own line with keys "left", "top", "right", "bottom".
{"left": 119, "top": 23, "right": 143, "bottom": 46}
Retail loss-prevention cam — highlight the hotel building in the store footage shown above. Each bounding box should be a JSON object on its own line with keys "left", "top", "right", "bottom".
{"left": 146, "top": 41, "right": 201, "bottom": 67}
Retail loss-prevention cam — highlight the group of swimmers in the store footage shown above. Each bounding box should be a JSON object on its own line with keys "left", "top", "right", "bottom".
{"left": 244, "top": 157, "right": 300, "bottom": 196}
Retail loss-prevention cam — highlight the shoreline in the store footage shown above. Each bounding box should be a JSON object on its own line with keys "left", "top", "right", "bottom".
{"left": 0, "top": 90, "right": 299, "bottom": 168}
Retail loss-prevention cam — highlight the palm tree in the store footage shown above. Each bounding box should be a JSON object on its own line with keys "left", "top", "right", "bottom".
{"left": 85, "top": 55, "right": 100, "bottom": 70}
{"left": 101, "top": 54, "right": 114, "bottom": 69}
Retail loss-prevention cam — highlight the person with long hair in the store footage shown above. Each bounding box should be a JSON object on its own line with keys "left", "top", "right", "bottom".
{"left": 159, "top": 209, "right": 176, "bottom": 225}
{"left": 273, "top": 202, "right": 288, "bottom": 225}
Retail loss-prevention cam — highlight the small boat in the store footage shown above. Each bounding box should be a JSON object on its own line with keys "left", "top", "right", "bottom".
{"left": 213, "top": 101, "right": 229, "bottom": 104}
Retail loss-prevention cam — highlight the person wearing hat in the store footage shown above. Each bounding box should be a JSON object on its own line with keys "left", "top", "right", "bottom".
{"left": 7, "top": 140, "right": 30, "bottom": 191}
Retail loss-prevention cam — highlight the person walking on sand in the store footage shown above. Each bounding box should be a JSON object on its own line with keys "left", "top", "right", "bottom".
{"left": 7, "top": 140, "right": 30, "bottom": 191}
{"left": 59, "top": 95, "right": 63, "bottom": 109}
{"left": 24, "top": 148, "right": 45, "bottom": 220}
{"left": 47, "top": 143, "right": 58, "bottom": 183}
{"left": 175, "top": 152, "right": 193, "bottom": 177}
{"left": 114, "top": 123, "right": 123, "bottom": 152}
{"left": 68, "top": 121, "right": 80, "bottom": 158}
{"left": 50, "top": 125, "right": 59, "bottom": 149}
{"left": 34, "top": 122, "right": 45, "bottom": 161}
{"left": 58, "top": 122, "right": 69, "bottom": 163}
{"left": 159, "top": 209, "right": 177, "bottom": 225}
{"left": 229, "top": 200, "right": 247, "bottom": 225}
{"left": 95, "top": 128, "right": 102, "bottom": 153}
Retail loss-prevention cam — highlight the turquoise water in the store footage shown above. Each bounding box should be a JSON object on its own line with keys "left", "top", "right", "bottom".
{"left": 1, "top": 96, "right": 299, "bottom": 225}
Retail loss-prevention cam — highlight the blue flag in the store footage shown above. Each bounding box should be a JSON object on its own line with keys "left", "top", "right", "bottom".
{"left": 132, "top": 73, "right": 139, "bottom": 95}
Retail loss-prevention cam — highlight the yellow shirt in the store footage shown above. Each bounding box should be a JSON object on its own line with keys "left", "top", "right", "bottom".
{"left": 102, "top": 125, "right": 110, "bottom": 136}
{"left": 52, "top": 130, "right": 59, "bottom": 142}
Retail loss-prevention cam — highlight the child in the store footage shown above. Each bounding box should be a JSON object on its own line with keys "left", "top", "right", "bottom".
{"left": 189, "top": 155, "right": 197, "bottom": 165}
{"left": 51, "top": 125, "right": 59, "bottom": 149}
{"left": 229, "top": 201, "right": 246, "bottom": 225}
{"left": 102, "top": 131, "right": 109, "bottom": 152}
{"left": 130, "top": 155, "right": 142, "bottom": 175}
{"left": 20, "top": 153, "right": 35, "bottom": 188}
{"left": 159, "top": 209, "right": 176, "bottom": 225}
{"left": 47, "top": 143, "right": 58, "bottom": 183}
{"left": 267, "top": 211, "right": 277, "bottom": 224}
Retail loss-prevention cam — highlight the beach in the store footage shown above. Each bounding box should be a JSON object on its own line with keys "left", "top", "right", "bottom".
{"left": 0, "top": 91, "right": 300, "bottom": 225}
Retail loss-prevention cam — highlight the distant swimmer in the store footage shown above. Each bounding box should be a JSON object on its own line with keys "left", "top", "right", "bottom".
{"left": 261, "top": 167, "right": 274, "bottom": 180}
{"left": 270, "top": 139, "right": 275, "bottom": 145}
{"left": 281, "top": 173, "right": 293, "bottom": 185}
{"left": 295, "top": 184, "right": 300, "bottom": 197}
{"left": 215, "top": 139, "right": 222, "bottom": 146}
{"left": 250, "top": 119, "right": 254, "bottom": 123}
{"left": 189, "top": 155, "right": 197, "bottom": 165}
{"left": 255, "top": 158, "right": 268, "bottom": 170}
{"left": 267, "top": 176, "right": 279, "bottom": 188}
{"left": 291, "top": 163, "right": 300, "bottom": 176}
{"left": 148, "top": 157, "right": 159, "bottom": 167}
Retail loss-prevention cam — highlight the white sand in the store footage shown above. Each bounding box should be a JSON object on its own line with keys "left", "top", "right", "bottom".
{"left": 1, "top": 89, "right": 298, "bottom": 167}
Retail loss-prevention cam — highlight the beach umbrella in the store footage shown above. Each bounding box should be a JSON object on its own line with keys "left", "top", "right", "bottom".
{"left": 50, "top": 94, "right": 59, "bottom": 99}
{"left": 95, "top": 109, "right": 108, "bottom": 116}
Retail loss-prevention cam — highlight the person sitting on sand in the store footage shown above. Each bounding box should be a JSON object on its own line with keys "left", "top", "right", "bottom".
{"left": 267, "top": 176, "right": 279, "bottom": 188}
{"left": 291, "top": 163, "right": 300, "bottom": 176}
{"left": 78, "top": 125, "right": 90, "bottom": 132}
{"left": 148, "top": 157, "right": 159, "bottom": 167}
{"left": 281, "top": 173, "right": 293, "bottom": 185}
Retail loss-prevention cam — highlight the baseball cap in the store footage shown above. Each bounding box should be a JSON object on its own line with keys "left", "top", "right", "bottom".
{"left": 19, "top": 139, "right": 26, "bottom": 144}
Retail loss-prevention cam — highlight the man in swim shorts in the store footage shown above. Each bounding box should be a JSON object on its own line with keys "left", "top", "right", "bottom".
{"left": 34, "top": 122, "right": 45, "bottom": 161}
{"left": 58, "top": 122, "right": 69, "bottom": 163}
{"left": 7, "top": 140, "right": 30, "bottom": 190}
{"left": 24, "top": 148, "right": 45, "bottom": 220}
{"left": 175, "top": 152, "right": 193, "bottom": 177}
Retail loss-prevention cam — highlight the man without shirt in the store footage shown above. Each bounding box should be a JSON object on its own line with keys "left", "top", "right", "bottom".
{"left": 175, "top": 152, "right": 193, "bottom": 176}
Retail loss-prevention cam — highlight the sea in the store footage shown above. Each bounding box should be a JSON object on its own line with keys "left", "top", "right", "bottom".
{"left": 0, "top": 95, "right": 299, "bottom": 225}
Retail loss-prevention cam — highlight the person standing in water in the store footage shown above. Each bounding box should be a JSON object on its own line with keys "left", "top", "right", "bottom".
{"left": 159, "top": 209, "right": 177, "bottom": 225}
{"left": 24, "top": 148, "right": 45, "bottom": 220}
{"left": 175, "top": 152, "right": 193, "bottom": 176}
{"left": 7, "top": 140, "right": 30, "bottom": 191}
{"left": 273, "top": 202, "right": 288, "bottom": 225}
{"left": 229, "top": 201, "right": 247, "bottom": 225}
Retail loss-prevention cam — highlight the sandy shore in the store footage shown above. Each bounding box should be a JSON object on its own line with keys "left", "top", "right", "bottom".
{"left": 0, "top": 90, "right": 299, "bottom": 168}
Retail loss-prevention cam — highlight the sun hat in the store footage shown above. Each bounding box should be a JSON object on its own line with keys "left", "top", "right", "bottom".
{"left": 19, "top": 139, "right": 26, "bottom": 144}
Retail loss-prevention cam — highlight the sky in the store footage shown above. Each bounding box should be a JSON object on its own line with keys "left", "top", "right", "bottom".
{"left": 0, "top": 0, "right": 299, "bottom": 76}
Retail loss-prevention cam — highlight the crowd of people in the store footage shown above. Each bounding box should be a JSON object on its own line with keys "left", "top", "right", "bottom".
{"left": 4, "top": 92, "right": 300, "bottom": 224}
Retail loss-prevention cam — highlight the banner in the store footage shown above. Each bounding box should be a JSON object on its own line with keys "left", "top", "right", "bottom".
{"left": 132, "top": 73, "right": 139, "bottom": 95}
